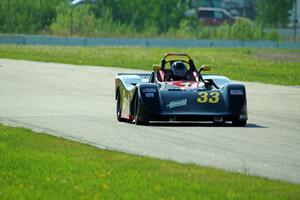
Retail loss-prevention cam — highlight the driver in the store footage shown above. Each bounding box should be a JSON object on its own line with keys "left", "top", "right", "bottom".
{"left": 170, "top": 61, "right": 187, "bottom": 81}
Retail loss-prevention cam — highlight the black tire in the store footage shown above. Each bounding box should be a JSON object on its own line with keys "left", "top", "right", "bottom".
{"left": 134, "top": 96, "right": 149, "bottom": 126}
{"left": 232, "top": 120, "right": 247, "bottom": 127}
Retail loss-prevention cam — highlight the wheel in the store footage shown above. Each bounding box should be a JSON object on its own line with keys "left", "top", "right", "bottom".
{"left": 134, "top": 96, "right": 149, "bottom": 126}
{"left": 116, "top": 91, "right": 127, "bottom": 122}
{"left": 232, "top": 120, "right": 247, "bottom": 127}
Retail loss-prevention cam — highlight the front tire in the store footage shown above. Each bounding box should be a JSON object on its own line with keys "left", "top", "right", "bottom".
{"left": 134, "top": 96, "right": 149, "bottom": 126}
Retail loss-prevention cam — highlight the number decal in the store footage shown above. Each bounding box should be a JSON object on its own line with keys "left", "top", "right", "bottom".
{"left": 209, "top": 92, "right": 220, "bottom": 103}
{"left": 197, "top": 92, "right": 208, "bottom": 103}
{"left": 197, "top": 92, "right": 220, "bottom": 104}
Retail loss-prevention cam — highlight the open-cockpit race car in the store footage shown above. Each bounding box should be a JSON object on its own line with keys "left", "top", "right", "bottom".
{"left": 115, "top": 53, "right": 247, "bottom": 126}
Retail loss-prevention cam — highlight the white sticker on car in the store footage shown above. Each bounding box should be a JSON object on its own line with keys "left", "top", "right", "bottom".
{"left": 230, "top": 90, "right": 244, "bottom": 95}
{"left": 145, "top": 93, "right": 155, "bottom": 98}
{"left": 143, "top": 88, "right": 156, "bottom": 93}
{"left": 167, "top": 99, "right": 187, "bottom": 109}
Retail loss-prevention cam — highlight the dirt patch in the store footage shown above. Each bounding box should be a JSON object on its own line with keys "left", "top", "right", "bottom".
{"left": 255, "top": 51, "right": 300, "bottom": 62}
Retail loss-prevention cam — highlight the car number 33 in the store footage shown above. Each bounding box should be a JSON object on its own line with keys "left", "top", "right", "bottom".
{"left": 197, "top": 92, "right": 220, "bottom": 103}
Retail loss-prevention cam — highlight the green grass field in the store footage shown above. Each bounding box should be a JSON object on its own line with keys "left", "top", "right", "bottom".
{"left": 0, "top": 45, "right": 299, "bottom": 85}
{"left": 0, "top": 124, "right": 299, "bottom": 199}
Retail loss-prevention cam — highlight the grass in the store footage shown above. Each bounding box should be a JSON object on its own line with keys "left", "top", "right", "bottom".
{"left": 0, "top": 45, "right": 300, "bottom": 85}
{"left": 0, "top": 124, "right": 300, "bottom": 199}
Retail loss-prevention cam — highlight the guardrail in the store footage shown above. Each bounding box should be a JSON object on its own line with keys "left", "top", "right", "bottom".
{"left": 0, "top": 35, "right": 299, "bottom": 48}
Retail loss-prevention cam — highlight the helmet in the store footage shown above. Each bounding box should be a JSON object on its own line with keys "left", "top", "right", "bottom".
{"left": 170, "top": 61, "right": 187, "bottom": 80}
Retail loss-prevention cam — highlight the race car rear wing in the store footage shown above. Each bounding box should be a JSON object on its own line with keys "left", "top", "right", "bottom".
{"left": 117, "top": 73, "right": 150, "bottom": 77}
{"left": 116, "top": 73, "right": 151, "bottom": 90}
{"left": 117, "top": 73, "right": 151, "bottom": 81}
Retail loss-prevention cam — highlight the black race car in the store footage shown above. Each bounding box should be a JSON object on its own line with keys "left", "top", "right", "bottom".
{"left": 115, "top": 53, "right": 247, "bottom": 126}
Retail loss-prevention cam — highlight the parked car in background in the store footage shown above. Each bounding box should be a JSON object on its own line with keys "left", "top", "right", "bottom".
{"left": 197, "top": 7, "right": 235, "bottom": 26}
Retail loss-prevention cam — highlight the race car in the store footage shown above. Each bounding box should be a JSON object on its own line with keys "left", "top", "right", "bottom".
{"left": 115, "top": 53, "right": 247, "bottom": 126}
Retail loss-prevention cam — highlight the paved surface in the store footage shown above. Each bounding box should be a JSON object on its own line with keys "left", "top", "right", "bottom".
{"left": 0, "top": 59, "right": 300, "bottom": 183}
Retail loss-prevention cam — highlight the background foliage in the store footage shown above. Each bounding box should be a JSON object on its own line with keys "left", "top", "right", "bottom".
{"left": 255, "top": 0, "right": 294, "bottom": 27}
{"left": 0, "top": 0, "right": 295, "bottom": 40}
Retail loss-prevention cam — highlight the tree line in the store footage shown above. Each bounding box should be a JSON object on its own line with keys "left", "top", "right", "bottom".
{"left": 0, "top": 0, "right": 295, "bottom": 40}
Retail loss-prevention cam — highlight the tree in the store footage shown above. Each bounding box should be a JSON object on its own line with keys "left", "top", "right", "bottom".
{"left": 50, "top": 4, "right": 99, "bottom": 36}
{"left": 93, "top": 0, "right": 188, "bottom": 33}
{"left": 0, "top": 0, "right": 65, "bottom": 34}
{"left": 255, "top": 0, "right": 294, "bottom": 27}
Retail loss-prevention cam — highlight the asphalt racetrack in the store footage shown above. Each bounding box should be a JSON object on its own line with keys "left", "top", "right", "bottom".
{"left": 0, "top": 59, "right": 299, "bottom": 183}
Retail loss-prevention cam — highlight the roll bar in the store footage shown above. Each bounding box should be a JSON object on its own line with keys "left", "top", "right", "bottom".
{"left": 162, "top": 53, "right": 192, "bottom": 61}
{"left": 160, "top": 53, "right": 211, "bottom": 83}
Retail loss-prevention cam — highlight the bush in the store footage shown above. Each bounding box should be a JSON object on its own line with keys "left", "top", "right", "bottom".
{"left": 50, "top": 4, "right": 99, "bottom": 36}
{"left": 208, "top": 19, "right": 280, "bottom": 41}
{"left": 0, "top": 0, "right": 63, "bottom": 34}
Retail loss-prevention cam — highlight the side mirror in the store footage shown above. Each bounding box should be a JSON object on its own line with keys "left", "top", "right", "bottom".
{"left": 153, "top": 65, "right": 162, "bottom": 71}
{"left": 199, "top": 65, "right": 211, "bottom": 72}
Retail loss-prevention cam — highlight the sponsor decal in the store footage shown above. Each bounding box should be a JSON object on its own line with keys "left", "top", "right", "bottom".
{"left": 167, "top": 99, "right": 187, "bottom": 109}
{"left": 239, "top": 114, "right": 247, "bottom": 120}
{"left": 142, "top": 88, "right": 157, "bottom": 93}
{"left": 230, "top": 90, "right": 244, "bottom": 95}
{"left": 145, "top": 93, "right": 155, "bottom": 98}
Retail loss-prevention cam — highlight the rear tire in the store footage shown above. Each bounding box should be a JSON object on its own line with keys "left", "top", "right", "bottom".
{"left": 232, "top": 120, "right": 247, "bottom": 127}
{"left": 134, "top": 97, "right": 149, "bottom": 126}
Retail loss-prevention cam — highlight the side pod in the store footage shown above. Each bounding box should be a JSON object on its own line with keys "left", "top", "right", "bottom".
{"left": 222, "top": 83, "right": 247, "bottom": 118}
{"left": 135, "top": 83, "right": 161, "bottom": 121}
